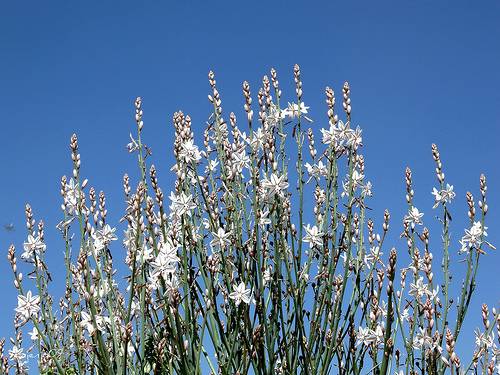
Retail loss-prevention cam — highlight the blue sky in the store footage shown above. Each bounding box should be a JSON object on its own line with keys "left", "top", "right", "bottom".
{"left": 0, "top": 0, "right": 499, "bottom": 366}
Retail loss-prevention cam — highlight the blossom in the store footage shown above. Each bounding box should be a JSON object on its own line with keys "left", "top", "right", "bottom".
{"left": 158, "top": 239, "right": 180, "bottom": 264}
{"left": 137, "top": 242, "right": 154, "bottom": 262}
{"left": 249, "top": 127, "right": 266, "bottom": 151}
{"left": 229, "top": 282, "right": 252, "bottom": 306}
{"left": 123, "top": 223, "right": 138, "bottom": 252}
{"left": 22, "top": 234, "right": 46, "bottom": 262}
{"left": 231, "top": 148, "right": 251, "bottom": 174}
{"left": 205, "top": 159, "right": 219, "bottom": 174}
{"left": 28, "top": 327, "right": 39, "bottom": 341}
{"left": 356, "top": 326, "right": 376, "bottom": 347}
{"left": 346, "top": 126, "right": 363, "bottom": 150}
{"left": 400, "top": 308, "right": 410, "bottom": 322}
{"left": 258, "top": 210, "right": 271, "bottom": 227}
{"left": 282, "top": 102, "right": 310, "bottom": 119}
{"left": 80, "top": 311, "right": 109, "bottom": 335}
{"left": 15, "top": 291, "right": 40, "bottom": 320}
{"left": 263, "top": 267, "right": 273, "bottom": 285}
{"left": 179, "top": 139, "right": 202, "bottom": 164}
{"left": 261, "top": 173, "right": 289, "bottom": 199}
{"left": 412, "top": 328, "right": 433, "bottom": 350}
{"left": 169, "top": 192, "right": 197, "bottom": 217}
{"left": 265, "top": 103, "right": 286, "bottom": 127}
{"left": 351, "top": 170, "right": 364, "bottom": 187}
{"left": 304, "top": 161, "right": 327, "bottom": 181}
{"left": 320, "top": 123, "right": 336, "bottom": 145}
{"left": 361, "top": 181, "right": 373, "bottom": 197}
{"left": 428, "top": 285, "right": 440, "bottom": 303}
{"left": 210, "top": 227, "right": 232, "bottom": 249}
{"left": 431, "top": 184, "right": 456, "bottom": 208}
{"left": 474, "top": 329, "right": 494, "bottom": 349}
{"left": 126, "top": 133, "right": 139, "bottom": 153}
{"left": 150, "top": 252, "right": 177, "bottom": 283}
{"left": 404, "top": 206, "right": 424, "bottom": 227}
{"left": 92, "top": 224, "right": 118, "bottom": 251}
{"left": 373, "top": 324, "right": 384, "bottom": 345}
{"left": 459, "top": 221, "right": 488, "bottom": 254}
{"left": 8, "top": 345, "right": 26, "bottom": 363}
{"left": 63, "top": 178, "right": 82, "bottom": 215}
{"left": 409, "top": 276, "right": 430, "bottom": 299}
{"left": 364, "top": 246, "right": 383, "bottom": 268}
{"left": 334, "top": 120, "right": 354, "bottom": 144}
{"left": 302, "top": 224, "right": 323, "bottom": 248}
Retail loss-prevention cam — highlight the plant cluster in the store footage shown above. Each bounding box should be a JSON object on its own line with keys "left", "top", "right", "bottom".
{"left": 2, "top": 65, "right": 498, "bottom": 374}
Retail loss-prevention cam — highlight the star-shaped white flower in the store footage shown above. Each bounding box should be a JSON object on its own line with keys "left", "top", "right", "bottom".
{"left": 261, "top": 173, "right": 289, "bottom": 199}
{"left": 283, "top": 102, "right": 309, "bottom": 119}
{"left": 431, "top": 184, "right": 456, "bottom": 208}
{"left": 15, "top": 291, "right": 40, "bottom": 320}
{"left": 302, "top": 224, "right": 323, "bottom": 248}
{"left": 210, "top": 227, "right": 232, "bottom": 249}
{"left": 229, "top": 282, "right": 252, "bottom": 306}
{"left": 404, "top": 206, "right": 424, "bottom": 227}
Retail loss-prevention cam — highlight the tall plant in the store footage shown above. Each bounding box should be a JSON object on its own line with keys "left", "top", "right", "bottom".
{"left": 3, "top": 66, "right": 498, "bottom": 375}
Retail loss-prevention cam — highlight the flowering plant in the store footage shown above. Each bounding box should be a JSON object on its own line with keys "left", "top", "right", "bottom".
{"left": 2, "top": 65, "right": 498, "bottom": 374}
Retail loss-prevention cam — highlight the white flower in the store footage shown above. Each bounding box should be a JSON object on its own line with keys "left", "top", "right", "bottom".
{"left": 356, "top": 326, "right": 376, "bottom": 347}
{"left": 126, "top": 133, "right": 139, "bottom": 153}
{"left": 320, "top": 123, "right": 336, "bottom": 145}
{"left": 302, "top": 224, "right": 323, "bottom": 248}
{"left": 334, "top": 120, "right": 354, "bottom": 144}
{"left": 261, "top": 173, "right": 289, "bottom": 199}
{"left": 409, "top": 277, "right": 430, "bottom": 299}
{"left": 282, "top": 102, "right": 310, "bottom": 119}
{"left": 80, "top": 311, "right": 109, "bottom": 335}
{"left": 8, "top": 345, "right": 26, "bottom": 363}
{"left": 373, "top": 324, "right": 384, "bottom": 345}
{"left": 229, "top": 282, "right": 252, "bottom": 306}
{"left": 412, "top": 328, "right": 433, "bottom": 350}
{"left": 123, "top": 223, "right": 138, "bottom": 251}
{"left": 179, "top": 139, "right": 202, "bottom": 164}
{"left": 92, "top": 224, "right": 117, "bottom": 251}
{"left": 231, "top": 148, "right": 251, "bottom": 174}
{"left": 364, "top": 246, "right": 383, "bottom": 268}
{"left": 428, "top": 286, "right": 440, "bottom": 303}
{"left": 265, "top": 103, "right": 286, "bottom": 127}
{"left": 431, "top": 184, "right": 456, "bottom": 208}
{"left": 263, "top": 267, "right": 273, "bottom": 285}
{"left": 459, "top": 221, "right": 487, "bottom": 254}
{"left": 361, "top": 181, "right": 373, "bottom": 197}
{"left": 21, "top": 234, "right": 46, "bottom": 262}
{"left": 150, "top": 252, "right": 177, "bottom": 283}
{"left": 158, "top": 239, "right": 180, "bottom": 263}
{"left": 28, "top": 327, "right": 39, "bottom": 341}
{"left": 341, "top": 169, "right": 365, "bottom": 198}
{"left": 346, "top": 126, "right": 363, "bottom": 150}
{"left": 475, "top": 329, "right": 494, "bottom": 349}
{"left": 404, "top": 206, "right": 424, "bottom": 227}
{"left": 205, "top": 159, "right": 219, "bottom": 174}
{"left": 259, "top": 210, "right": 271, "bottom": 227}
{"left": 210, "top": 227, "right": 232, "bottom": 249}
{"left": 63, "top": 178, "right": 82, "bottom": 215}
{"left": 304, "top": 161, "right": 327, "bottom": 181}
{"left": 400, "top": 308, "right": 410, "bottom": 322}
{"left": 249, "top": 127, "right": 266, "bottom": 151}
{"left": 15, "top": 291, "right": 40, "bottom": 320}
{"left": 351, "top": 170, "right": 364, "bottom": 187}
{"left": 169, "top": 192, "right": 197, "bottom": 217}
{"left": 137, "top": 242, "right": 154, "bottom": 262}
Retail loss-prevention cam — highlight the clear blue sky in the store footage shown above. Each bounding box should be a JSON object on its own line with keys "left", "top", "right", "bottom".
{"left": 0, "top": 0, "right": 499, "bottom": 365}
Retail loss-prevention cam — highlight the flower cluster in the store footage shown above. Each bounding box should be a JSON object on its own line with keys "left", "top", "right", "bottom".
{"left": 2, "top": 66, "right": 497, "bottom": 375}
